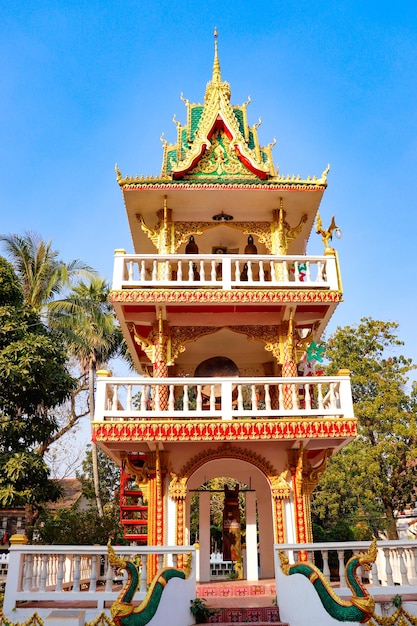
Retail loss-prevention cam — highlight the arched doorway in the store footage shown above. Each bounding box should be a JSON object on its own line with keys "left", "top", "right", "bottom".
{"left": 186, "top": 457, "right": 275, "bottom": 582}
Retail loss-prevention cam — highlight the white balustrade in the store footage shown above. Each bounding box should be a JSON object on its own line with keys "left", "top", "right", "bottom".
{"left": 112, "top": 253, "right": 340, "bottom": 291}
{"left": 3, "top": 545, "right": 196, "bottom": 616}
{"left": 94, "top": 374, "right": 354, "bottom": 422}
{"left": 275, "top": 540, "right": 417, "bottom": 598}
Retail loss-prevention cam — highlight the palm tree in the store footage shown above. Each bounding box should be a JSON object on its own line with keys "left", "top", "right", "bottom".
{"left": 0, "top": 232, "right": 97, "bottom": 314}
{"left": 1, "top": 232, "right": 125, "bottom": 514}
{"left": 48, "top": 278, "right": 123, "bottom": 515}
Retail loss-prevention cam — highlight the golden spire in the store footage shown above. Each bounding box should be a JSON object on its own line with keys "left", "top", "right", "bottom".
{"left": 212, "top": 27, "right": 221, "bottom": 83}
{"left": 205, "top": 28, "right": 231, "bottom": 102}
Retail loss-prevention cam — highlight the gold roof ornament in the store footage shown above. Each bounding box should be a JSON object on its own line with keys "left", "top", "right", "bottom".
{"left": 116, "top": 32, "right": 329, "bottom": 190}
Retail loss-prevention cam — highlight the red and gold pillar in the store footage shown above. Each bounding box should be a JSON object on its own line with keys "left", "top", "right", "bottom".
{"left": 147, "top": 446, "right": 167, "bottom": 580}
{"left": 288, "top": 447, "right": 309, "bottom": 558}
{"left": 270, "top": 471, "right": 291, "bottom": 544}
{"left": 168, "top": 474, "right": 187, "bottom": 569}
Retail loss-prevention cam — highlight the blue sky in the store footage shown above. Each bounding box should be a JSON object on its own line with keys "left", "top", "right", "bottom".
{"left": 1, "top": 0, "right": 417, "bottom": 368}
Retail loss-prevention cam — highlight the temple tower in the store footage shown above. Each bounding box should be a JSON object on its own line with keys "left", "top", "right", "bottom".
{"left": 93, "top": 34, "right": 356, "bottom": 581}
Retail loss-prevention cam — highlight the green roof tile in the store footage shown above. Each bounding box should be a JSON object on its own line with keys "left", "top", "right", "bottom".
{"left": 233, "top": 108, "right": 245, "bottom": 136}
{"left": 190, "top": 106, "right": 204, "bottom": 140}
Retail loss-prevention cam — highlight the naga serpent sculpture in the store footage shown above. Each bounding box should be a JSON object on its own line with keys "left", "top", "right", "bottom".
{"left": 279, "top": 538, "right": 377, "bottom": 623}
{"left": 108, "top": 542, "right": 191, "bottom": 626}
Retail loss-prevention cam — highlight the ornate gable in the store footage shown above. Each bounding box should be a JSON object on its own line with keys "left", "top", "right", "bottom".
{"left": 161, "top": 32, "right": 276, "bottom": 181}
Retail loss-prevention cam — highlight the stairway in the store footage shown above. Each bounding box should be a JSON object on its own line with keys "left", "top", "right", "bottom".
{"left": 206, "top": 606, "right": 287, "bottom": 624}
{"left": 196, "top": 580, "right": 288, "bottom": 625}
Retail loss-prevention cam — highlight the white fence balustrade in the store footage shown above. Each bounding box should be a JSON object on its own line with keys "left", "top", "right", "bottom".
{"left": 275, "top": 540, "right": 417, "bottom": 597}
{"left": 0, "top": 552, "right": 9, "bottom": 580}
{"left": 3, "top": 545, "right": 196, "bottom": 617}
{"left": 112, "top": 252, "right": 339, "bottom": 291}
{"left": 95, "top": 375, "right": 354, "bottom": 422}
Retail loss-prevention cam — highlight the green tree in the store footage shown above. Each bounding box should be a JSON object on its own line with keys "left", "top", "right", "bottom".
{"left": 77, "top": 445, "right": 120, "bottom": 507}
{"left": 312, "top": 318, "right": 417, "bottom": 539}
{"left": 48, "top": 278, "right": 124, "bottom": 516}
{"left": 0, "top": 232, "right": 96, "bottom": 313}
{"left": 0, "top": 258, "right": 76, "bottom": 537}
{"left": 35, "top": 504, "right": 126, "bottom": 545}
{"left": 0, "top": 232, "right": 98, "bottom": 454}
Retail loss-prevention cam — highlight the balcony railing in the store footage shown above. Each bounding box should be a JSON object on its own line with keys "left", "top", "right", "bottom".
{"left": 112, "top": 252, "right": 340, "bottom": 291}
{"left": 95, "top": 375, "right": 354, "bottom": 422}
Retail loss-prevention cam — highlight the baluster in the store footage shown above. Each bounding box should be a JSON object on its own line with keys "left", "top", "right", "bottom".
{"left": 112, "top": 385, "right": 119, "bottom": 411}
{"left": 200, "top": 260, "right": 205, "bottom": 281}
{"left": 291, "top": 384, "right": 298, "bottom": 408}
{"left": 259, "top": 261, "right": 265, "bottom": 281}
{"left": 140, "top": 386, "right": 148, "bottom": 411}
{"left": 183, "top": 385, "right": 189, "bottom": 412}
{"left": 154, "top": 386, "right": 160, "bottom": 411}
{"left": 369, "top": 559, "right": 380, "bottom": 587}
{"left": 234, "top": 260, "right": 240, "bottom": 281}
{"left": 152, "top": 260, "right": 157, "bottom": 281}
{"left": 188, "top": 260, "right": 194, "bottom": 281}
{"left": 126, "top": 385, "right": 132, "bottom": 411}
{"left": 305, "top": 261, "right": 311, "bottom": 282}
{"left": 304, "top": 383, "right": 311, "bottom": 410}
{"left": 278, "top": 384, "right": 284, "bottom": 409}
{"left": 210, "top": 386, "right": 216, "bottom": 411}
{"left": 196, "top": 386, "right": 202, "bottom": 411}
{"left": 105, "top": 556, "right": 114, "bottom": 591}
{"left": 162, "top": 260, "right": 168, "bottom": 281}
{"left": 317, "top": 261, "right": 325, "bottom": 282}
{"left": 168, "top": 385, "right": 175, "bottom": 411}
{"left": 72, "top": 554, "right": 81, "bottom": 592}
{"left": 40, "top": 555, "right": 48, "bottom": 592}
{"left": 176, "top": 260, "right": 182, "bottom": 281}
{"left": 55, "top": 554, "right": 65, "bottom": 592}
{"left": 23, "top": 553, "right": 33, "bottom": 592}
{"left": 251, "top": 385, "right": 258, "bottom": 410}
{"left": 283, "top": 261, "right": 289, "bottom": 281}
{"left": 32, "top": 554, "right": 39, "bottom": 590}
{"left": 337, "top": 550, "right": 346, "bottom": 587}
{"left": 52, "top": 554, "right": 60, "bottom": 589}
{"left": 412, "top": 546, "right": 417, "bottom": 584}
{"left": 322, "top": 550, "right": 330, "bottom": 579}
{"left": 158, "top": 554, "right": 163, "bottom": 570}
{"left": 137, "top": 260, "right": 144, "bottom": 282}
{"left": 127, "top": 261, "right": 133, "bottom": 282}
{"left": 329, "top": 383, "right": 337, "bottom": 409}
{"left": 264, "top": 384, "right": 271, "bottom": 411}
{"left": 384, "top": 548, "right": 394, "bottom": 585}
{"left": 399, "top": 548, "right": 407, "bottom": 585}
{"left": 237, "top": 385, "right": 243, "bottom": 411}
{"left": 270, "top": 261, "right": 276, "bottom": 282}
{"left": 140, "top": 556, "right": 147, "bottom": 593}
{"left": 317, "top": 383, "right": 324, "bottom": 409}
{"left": 89, "top": 553, "right": 97, "bottom": 592}
{"left": 211, "top": 260, "right": 217, "bottom": 281}
{"left": 294, "top": 261, "right": 299, "bottom": 282}
{"left": 247, "top": 261, "right": 253, "bottom": 282}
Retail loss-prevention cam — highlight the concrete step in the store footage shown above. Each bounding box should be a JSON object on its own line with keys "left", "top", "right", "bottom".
{"left": 206, "top": 605, "right": 284, "bottom": 623}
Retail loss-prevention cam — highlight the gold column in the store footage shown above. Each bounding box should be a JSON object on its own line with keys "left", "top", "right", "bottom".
{"left": 270, "top": 471, "right": 291, "bottom": 544}
{"left": 146, "top": 446, "right": 167, "bottom": 581}
{"left": 288, "top": 448, "right": 308, "bottom": 557}
{"left": 281, "top": 312, "right": 298, "bottom": 409}
{"left": 169, "top": 474, "right": 187, "bottom": 570}
{"left": 152, "top": 311, "right": 169, "bottom": 410}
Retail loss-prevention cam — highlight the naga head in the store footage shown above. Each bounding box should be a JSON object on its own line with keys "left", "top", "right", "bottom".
{"left": 357, "top": 537, "right": 377, "bottom": 571}
{"left": 107, "top": 538, "right": 127, "bottom": 573}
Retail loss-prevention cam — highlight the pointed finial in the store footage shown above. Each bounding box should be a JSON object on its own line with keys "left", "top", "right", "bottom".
{"left": 212, "top": 27, "right": 221, "bottom": 83}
